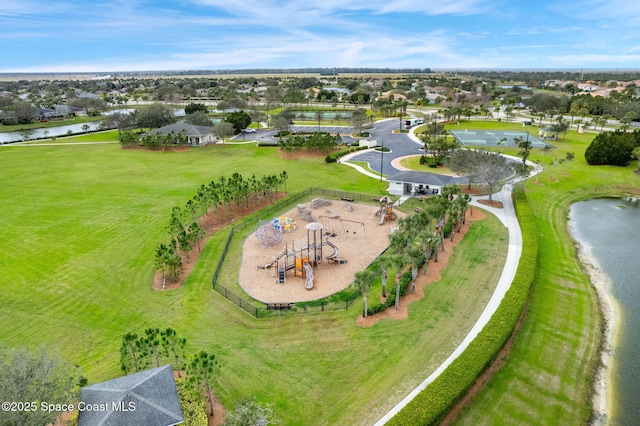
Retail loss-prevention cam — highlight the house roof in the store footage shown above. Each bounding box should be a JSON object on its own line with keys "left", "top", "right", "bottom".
{"left": 146, "top": 123, "right": 213, "bottom": 137}
{"left": 78, "top": 365, "right": 183, "bottom": 426}
{"left": 387, "top": 171, "right": 467, "bottom": 186}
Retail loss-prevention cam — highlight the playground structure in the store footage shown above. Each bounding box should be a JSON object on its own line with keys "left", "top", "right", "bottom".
{"left": 318, "top": 215, "right": 366, "bottom": 238}
{"left": 374, "top": 195, "right": 397, "bottom": 224}
{"left": 255, "top": 217, "right": 295, "bottom": 248}
{"left": 261, "top": 222, "right": 344, "bottom": 289}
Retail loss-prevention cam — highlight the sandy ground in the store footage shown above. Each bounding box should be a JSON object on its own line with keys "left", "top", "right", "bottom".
{"left": 238, "top": 200, "right": 406, "bottom": 303}
{"left": 574, "top": 243, "right": 616, "bottom": 423}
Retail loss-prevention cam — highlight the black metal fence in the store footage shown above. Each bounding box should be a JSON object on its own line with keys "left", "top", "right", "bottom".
{"left": 210, "top": 188, "right": 375, "bottom": 318}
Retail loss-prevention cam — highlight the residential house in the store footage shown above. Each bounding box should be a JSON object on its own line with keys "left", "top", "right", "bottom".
{"left": 145, "top": 123, "right": 216, "bottom": 145}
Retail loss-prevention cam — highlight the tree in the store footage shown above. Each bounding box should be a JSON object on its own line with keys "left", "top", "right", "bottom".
{"left": 447, "top": 148, "right": 484, "bottom": 189}
{"left": 226, "top": 110, "right": 251, "bottom": 134}
{"left": 161, "top": 328, "right": 187, "bottom": 378}
{"left": 11, "top": 101, "right": 36, "bottom": 123}
{"left": 585, "top": 130, "right": 639, "bottom": 166}
{"left": 515, "top": 133, "right": 533, "bottom": 174}
{"left": 272, "top": 115, "right": 291, "bottom": 137}
{"left": 632, "top": 146, "right": 640, "bottom": 171}
{"left": 188, "top": 350, "right": 220, "bottom": 417}
{"left": 354, "top": 269, "right": 377, "bottom": 318}
{"left": 177, "top": 230, "right": 193, "bottom": 262}
{"left": 120, "top": 332, "right": 148, "bottom": 374}
{"left": 188, "top": 221, "right": 205, "bottom": 252}
{"left": 136, "top": 103, "right": 175, "bottom": 128}
{"left": 185, "top": 102, "right": 208, "bottom": 115}
{"left": 453, "top": 150, "right": 513, "bottom": 202}
{"left": 407, "top": 247, "right": 424, "bottom": 293}
{"left": 185, "top": 111, "right": 211, "bottom": 126}
{"left": 350, "top": 109, "right": 368, "bottom": 135}
{"left": 213, "top": 122, "right": 235, "bottom": 143}
{"left": 376, "top": 254, "right": 401, "bottom": 298}
{"left": 141, "top": 327, "right": 165, "bottom": 368}
{"left": 223, "top": 398, "right": 276, "bottom": 426}
{"left": 19, "top": 128, "right": 33, "bottom": 142}
{"left": 0, "top": 346, "right": 79, "bottom": 426}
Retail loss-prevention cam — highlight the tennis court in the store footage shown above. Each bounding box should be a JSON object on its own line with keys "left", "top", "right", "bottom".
{"left": 449, "top": 129, "right": 548, "bottom": 148}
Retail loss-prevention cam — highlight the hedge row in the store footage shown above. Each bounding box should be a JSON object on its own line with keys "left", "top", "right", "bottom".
{"left": 387, "top": 185, "right": 538, "bottom": 425}
{"left": 325, "top": 145, "right": 368, "bottom": 163}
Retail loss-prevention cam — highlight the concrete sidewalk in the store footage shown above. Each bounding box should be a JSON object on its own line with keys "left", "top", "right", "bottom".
{"left": 373, "top": 183, "right": 522, "bottom": 425}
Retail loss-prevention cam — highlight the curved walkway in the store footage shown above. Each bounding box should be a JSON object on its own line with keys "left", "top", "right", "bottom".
{"left": 374, "top": 184, "right": 522, "bottom": 424}
{"left": 336, "top": 123, "right": 532, "bottom": 424}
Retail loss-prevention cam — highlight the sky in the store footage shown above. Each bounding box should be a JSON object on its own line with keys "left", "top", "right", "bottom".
{"left": 1, "top": 0, "right": 640, "bottom": 73}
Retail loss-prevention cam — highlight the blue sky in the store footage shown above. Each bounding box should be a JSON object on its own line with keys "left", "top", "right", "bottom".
{"left": 1, "top": 0, "right": 640, "bottom": 72}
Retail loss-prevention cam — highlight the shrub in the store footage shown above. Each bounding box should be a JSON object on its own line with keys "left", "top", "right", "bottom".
{"left": 387, "top": 185, "right": 538, "bottom": 425}
{"left": 367, "top": 270, "right": 413, "bottom": 316}
{"left": 443, "top": 221, "right": 453, "bottom": 237}
{"left": 175, "top": 378, "right": 208, "bottom": 426}
{"left": 585, "top": 130, "right": 640, "bottom": 166}
{"left": 419, "top": 155, "right": 428, "bottom": 165}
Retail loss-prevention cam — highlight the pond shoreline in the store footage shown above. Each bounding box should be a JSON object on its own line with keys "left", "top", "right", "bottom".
{"left": 572, "top": 238, "right": 616, "bottom": 425}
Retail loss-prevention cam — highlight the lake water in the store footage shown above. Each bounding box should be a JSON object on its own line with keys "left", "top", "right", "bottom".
{"left": 0, "top": 108, "right": 186, "bottom": 143}
{"left": 570, "top": 197, "right": 640, "bottom": 426}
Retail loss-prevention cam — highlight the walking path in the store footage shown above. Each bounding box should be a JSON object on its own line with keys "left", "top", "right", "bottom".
{"left": 335, "top": 120, "right": 535, "bottom": 424}
{"left": 374, "top": 184, "right": 522, "bottom": 424}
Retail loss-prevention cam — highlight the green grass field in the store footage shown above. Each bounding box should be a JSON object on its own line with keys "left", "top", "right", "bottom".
{"left": 0, "top": 141, "right": 508, "bottom": 424}
{"left": 449, "top": 121, "right": 640, "bottom": 425}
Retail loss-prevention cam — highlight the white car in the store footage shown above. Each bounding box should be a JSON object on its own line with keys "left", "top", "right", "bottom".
{"left": 243, "top": 128, "right": 256, "bottom": 133}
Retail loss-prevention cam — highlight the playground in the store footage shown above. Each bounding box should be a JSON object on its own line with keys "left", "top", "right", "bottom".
{"left": 238, "top": 198, "right": 405, "bottom": 303}
{"left": 449, "top": 129, "right": 548, "bottom": 148}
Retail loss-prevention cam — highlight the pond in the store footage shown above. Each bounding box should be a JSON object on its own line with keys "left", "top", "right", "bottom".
{"left": 0, "top": 108, "right": 186, "bottom": 143}
{"left": 569, "top": 197, "right": 640, "bottom": 426}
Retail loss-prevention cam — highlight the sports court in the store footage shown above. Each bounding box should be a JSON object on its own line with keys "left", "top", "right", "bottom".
{"left": 449, "top": 129, "right": 548, "bottom": 148}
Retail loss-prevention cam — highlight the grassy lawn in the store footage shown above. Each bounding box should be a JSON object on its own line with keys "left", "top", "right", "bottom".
{"left": 0, "top": 141, "right": 508, "bottom": 424}
{"left": 450, "top": 122, "right": 640, "bottom": 424}
{"left": 22, "top": 130, "right": 120, "bottom": 144}
{"left": 349, "top": 160, "right": 386, "bottom": 178}
{"left": 398, "top": 155, "right": 456, "bottom": 174}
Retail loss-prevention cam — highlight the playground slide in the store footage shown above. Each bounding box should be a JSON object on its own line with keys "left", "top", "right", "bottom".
{"left": 378, "top": 205, "right": 386, "bottom": 225}
{"left": 264, "top": 248, "right": 287, "bottom": 269}
{"left": 304, "top": 263, "right": 314, "bottom": 289}
{"left": 326, "top": 240, "right": 339, "bottom": 260}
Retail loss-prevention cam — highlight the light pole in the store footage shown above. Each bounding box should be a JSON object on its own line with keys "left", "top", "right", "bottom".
{"left": 380, "top": 140, "right": 384, "bottom": 182}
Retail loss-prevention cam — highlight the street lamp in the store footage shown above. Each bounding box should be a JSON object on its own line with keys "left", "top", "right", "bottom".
{"left": 380, "top": 140, "right": 384, "bottom": 182}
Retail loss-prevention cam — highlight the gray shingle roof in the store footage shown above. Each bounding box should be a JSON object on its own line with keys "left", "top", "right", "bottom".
{"left": 146, "top": 123, "right": 213, "bottom": 137}
{"left": 387, "top": 170, "right": 469, "bottom": 186}
{"left": 78, "top": 365, "right": 183, "bottom": 426}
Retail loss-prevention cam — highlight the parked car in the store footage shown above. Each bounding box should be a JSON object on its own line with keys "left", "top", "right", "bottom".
{"left": 243, "top": 128, "right": 256, "bottom": 133}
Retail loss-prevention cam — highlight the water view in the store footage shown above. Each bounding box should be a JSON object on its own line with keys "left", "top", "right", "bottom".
{"left": 570, "top": 197, "right": 640, "bottom": 426}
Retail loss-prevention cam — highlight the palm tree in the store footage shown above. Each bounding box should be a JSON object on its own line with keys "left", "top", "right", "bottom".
{"left": 354, "top": 269, "right": 377, "bottom": 318}
{"left": 515, "top": 133, "right": 533, "bottom": 173}
{"left": 407, "top": 247, "right": 424, "bottom": 293}
{"left": 415, "top": 229, "right": 436, "bottom": 275}
{"left": 377, "top": 255, "right": 399, "bottom": 298}
{"left": 392, "top": 254, "right": 408, "bottom": 310}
